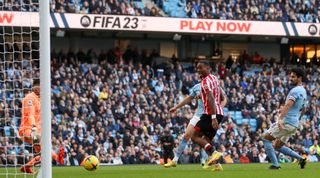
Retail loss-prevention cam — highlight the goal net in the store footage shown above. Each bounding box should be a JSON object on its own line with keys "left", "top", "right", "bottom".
{"left": 0, "top": 1, "right": 43, "bottom": 178}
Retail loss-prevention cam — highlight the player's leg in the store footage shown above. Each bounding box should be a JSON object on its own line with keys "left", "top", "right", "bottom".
{"left": 275, "top": 139, "right": 307, "bottom": 168}
{"left": 192, "top": 115, "right": 215, "bottom": 155}
{"left": 200, "top": 148, "right": 208, "bottom": 166}
{"left": 19, "top": 129, "right": 41, "bottom": 173}
{"left": 163, "top": 150, "right": 170, "bottom": 164}
{"left": 208, "top": 115, "right": 224, "bottom": 166}
{"left": 192, "top": 131, "right": 215, "bottom": 155}
{"left": 56, "top": 146, "right": 65, "bottom": 165}
{"left": 202, "top": 115, "right": 225, "bottom": 169}
{"left": 192, "top": 115, "right": 223, "bottom": 169}
{"left": 274, "top": 125, "right": 307, "bottom": 169}
{"left": 20, "top": 130, "right": 64, "bottom": 173}
{"left": 164, "top": 116, "right": 198, "bottom": 168}
{"left": 164, "top": 123, "right": 195, "bottom": 168}
{"left": 201, "top": 133, "right": 222, "bottom": 168}
{"left": 263, "top": 123, "right": 281, "bottom": 169}
{"left": 170, "top": 116, "right": 198, "bottom": 165}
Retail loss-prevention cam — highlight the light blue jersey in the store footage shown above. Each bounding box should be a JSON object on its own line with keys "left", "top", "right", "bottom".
{"left": 284, "top": 85, "right": 307, "bottom": 128}
{"left": 189, "top": 84, "right": 204, "bottom": 117}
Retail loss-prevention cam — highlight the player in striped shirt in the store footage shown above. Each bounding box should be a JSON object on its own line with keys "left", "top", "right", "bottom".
{"left": 263, "top": 68, "right": 308, "bottom": 170}
{"left": 191, "top": 61, "right": 225, "bottom": 170}
{"left": 164, "top": 82, "right": 227, "bottom": 170}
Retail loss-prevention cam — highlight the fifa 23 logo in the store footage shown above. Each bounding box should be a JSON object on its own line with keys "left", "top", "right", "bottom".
{"left": 80, "top": 15, "right": 139, "bottom": 29}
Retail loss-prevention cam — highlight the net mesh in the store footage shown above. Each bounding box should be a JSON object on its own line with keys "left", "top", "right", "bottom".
{"left": 0, "top": 1, "right": 40, "bottom": 177}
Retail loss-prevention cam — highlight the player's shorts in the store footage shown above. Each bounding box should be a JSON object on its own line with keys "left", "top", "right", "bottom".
{"left": 188, "top": 115, "right": 201, "bottom": 127}
{"left": 194, "top": 114, "right": 224, "bottom": 140}
{"left": 267, "top": 123, "right": 297, "bottom": 143}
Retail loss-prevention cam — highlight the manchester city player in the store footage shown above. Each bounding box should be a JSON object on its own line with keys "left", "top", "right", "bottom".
{"left": 263, "top": 68, "right": 308, "bottom": 169}
{"left": 164, "top": 83, "right": 227, "bottom": 169}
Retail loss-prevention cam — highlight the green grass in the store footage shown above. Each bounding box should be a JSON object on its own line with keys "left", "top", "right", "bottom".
{"left": 1, "top": 163, "right": 320, "bottom": 178}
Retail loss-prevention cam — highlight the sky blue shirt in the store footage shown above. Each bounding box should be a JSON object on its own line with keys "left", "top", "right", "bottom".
{"left": 189, "top": 84, "right": 204, "bottom": 117}
{"left": 284, "top": 85, "right": 307, "bottom": 128}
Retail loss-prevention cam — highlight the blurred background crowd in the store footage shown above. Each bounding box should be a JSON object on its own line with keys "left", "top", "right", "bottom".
{"left": 0, "top": 0, "right": 319, "bottom": 22}
{"left": 0, "top": 46, "right": 319, "bottom": 166}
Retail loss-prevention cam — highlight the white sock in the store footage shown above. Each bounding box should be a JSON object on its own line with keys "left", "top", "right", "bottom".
{"left": 173, "top": 156, "right": 179, "bottom": 163}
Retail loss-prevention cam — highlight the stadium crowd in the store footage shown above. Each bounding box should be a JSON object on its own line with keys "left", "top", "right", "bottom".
{"left": 0, "top": 0, "right": 319, "bottom": 22}
{"left": 181, "top": 0, "right": 320, "bottom": 22}
{"left": 0, "top": 46, "right": 319, "bottom": 166}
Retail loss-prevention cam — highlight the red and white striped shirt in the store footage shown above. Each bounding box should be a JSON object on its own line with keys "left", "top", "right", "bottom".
{"left": 200, "top": 74, "right": 223, "bottom": 115}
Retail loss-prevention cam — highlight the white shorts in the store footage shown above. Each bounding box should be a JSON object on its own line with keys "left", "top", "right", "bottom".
{"left": 188, "top": 115, "right": 200, "bottom": 127}
{"left": 267, "top": 123, "right": 297, "bottom": 143}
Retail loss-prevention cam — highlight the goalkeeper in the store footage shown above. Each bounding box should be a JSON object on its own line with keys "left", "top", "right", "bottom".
{"left": 19, "top": 79, "right": 65, "bottom": 173}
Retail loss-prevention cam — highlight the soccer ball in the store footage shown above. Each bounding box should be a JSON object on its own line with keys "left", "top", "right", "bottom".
{"left": 83, "top": 155, "right": 99, "bottom": 171}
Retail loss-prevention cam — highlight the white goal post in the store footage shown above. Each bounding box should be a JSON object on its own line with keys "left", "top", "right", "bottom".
{"left": 39, "top": 0, "right": 52, "bottom": 178}
{"left": 0, "top": 0, "right": 52, "bottom": 177}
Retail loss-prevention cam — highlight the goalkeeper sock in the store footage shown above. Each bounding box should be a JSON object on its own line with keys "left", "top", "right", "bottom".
{"left": 173, "top": 139, "right": 188, "bottom": 163}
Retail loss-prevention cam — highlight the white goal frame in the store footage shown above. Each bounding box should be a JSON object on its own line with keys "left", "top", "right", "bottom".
{"left": 39, "top": 0, "right": 52, "bottom": 178}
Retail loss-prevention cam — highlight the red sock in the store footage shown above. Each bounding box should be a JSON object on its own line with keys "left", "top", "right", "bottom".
{"left": 204, "top": 143, "right": 213, "bottom": 155}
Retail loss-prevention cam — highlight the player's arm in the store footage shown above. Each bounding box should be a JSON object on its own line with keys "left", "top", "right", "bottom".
{"left": 277, "top": 99, "right": 295, "bottom": 129}
{"left": 206, "top": 91, "right": 217, "bottom": 115}
{"left": 299, "top": 107, "right": 306, "bottom": 120}
{"left": 22, "top": 98, "right": 36, "bottom": 127}
{"left": 203, "top": 79, "right": 218, "bottom": 129}
{"left": 220, "top": 87, "right": 227, "bottom": 108}
{"left": 206, "top": 89, "right": 218, "bottom": 129}
{"left": 169, "top": 95, "right": 192, "bottom": 113}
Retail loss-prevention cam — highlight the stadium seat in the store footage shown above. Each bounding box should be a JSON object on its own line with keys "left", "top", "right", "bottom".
{"left": 249, "top": 119, "right": 257, "bottom": 131}
{"left": 4, "top": 126, "right": 11, "bottom": 136}
{"left": 234, "top": 111, "right": 243, "bottom": 125}
{"left": 242, "top": 119, "right": 249, "bottom": 125}
{"left": 223, "top": 107, "right": 229, "bottom": 115}
{"left": 56, "top": 114, "right": 62, "bottom": 123}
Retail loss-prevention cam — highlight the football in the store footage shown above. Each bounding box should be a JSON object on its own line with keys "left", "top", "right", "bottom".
{"left": 83, "top": 155, "right": 99, "bottom": 171}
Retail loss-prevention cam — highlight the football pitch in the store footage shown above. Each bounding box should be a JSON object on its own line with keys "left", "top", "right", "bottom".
{"left": 2, "top": 163, "right": 320, "bottom": 178}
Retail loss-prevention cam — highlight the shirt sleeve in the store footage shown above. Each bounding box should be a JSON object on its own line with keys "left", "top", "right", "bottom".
{"left": 288, "top": 89, "right": 299, "bottom": 102}
{"left": 22, "top": 97, "right": 36, "bottom": 126}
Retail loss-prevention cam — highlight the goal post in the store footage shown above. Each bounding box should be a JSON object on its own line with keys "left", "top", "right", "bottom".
{"left": 39, "top": 0, "right": 52, "bottom": 177}
{"left": 0, "top": 1, "right": 52, "bottom": 177}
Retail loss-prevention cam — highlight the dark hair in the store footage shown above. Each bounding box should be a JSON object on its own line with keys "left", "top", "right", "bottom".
{"left": 291, "top": 68, "right": 305, "bottom": 82}
{"left": 33, "top": 79, "right": 40, "bottom": 86}
{"left": 197, "top": 61, "right": 210, "bottom": 67}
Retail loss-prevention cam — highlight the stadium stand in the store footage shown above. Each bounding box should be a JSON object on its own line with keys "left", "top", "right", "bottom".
{"left": 1, "top": 47, "right": 319, "bottom": 165}
{"left": 0, "top": 0, "right": 319, "bottom": 22}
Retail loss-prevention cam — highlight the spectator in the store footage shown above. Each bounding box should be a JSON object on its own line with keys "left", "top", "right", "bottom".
{"left": 239, "top": 152, "right": 250, "bottom": 164}
{"left": 0, "top": 46, "right": 319, "bottom": 167}
{"left": 309, "top": 140, "right": 320, "bottom": 160}
{"left": 2, "top": 0, "right": 320, "bottom": 22}
{"left": 248, "top": 147, "right": 260, "bottom": 163}
{"left": 258, "top": 148, "right": 268, "bottom": 163}
{"left": 278, "top": 154, "right": 291, "bottom": 163}
{"left": 180, "top": 150, "right": 191, "bottom": 164}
